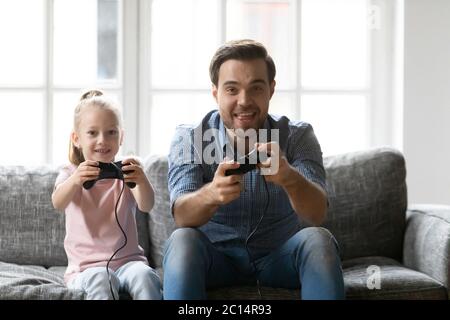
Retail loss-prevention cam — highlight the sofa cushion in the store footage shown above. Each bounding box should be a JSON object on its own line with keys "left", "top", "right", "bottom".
{"left": 343, "top": 256, "right": 447, "bottom": 299}
{"left": 207, "top": 285, "right": 299, "bottom": 300}
{"left": 323, "top": 147, "right": 407, "bottom": 261}
{"left": 0, "top": 262, "right": 84, "bottom": 300}
{"left": 0, "top": 166, "right": 67, "bottom": 267}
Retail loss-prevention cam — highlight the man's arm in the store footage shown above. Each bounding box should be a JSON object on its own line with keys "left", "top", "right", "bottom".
{"left": 280, "top": 165, "right": 327, "bottom": 225}
{"left": 173, "top": 160, "right": 243, "bottom": 227}
{"left": 257, "top": 142, "right": 327, "bottom": 226}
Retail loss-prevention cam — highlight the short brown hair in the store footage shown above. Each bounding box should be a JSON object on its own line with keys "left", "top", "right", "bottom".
{"left": 209, "top": 39, "right": 276, "bottom": 86}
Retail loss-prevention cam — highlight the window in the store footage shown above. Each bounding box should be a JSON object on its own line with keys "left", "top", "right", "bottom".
{"left": 143, "top": 0, "right": 396, "bottom": 157}
{"left": 0, "top": 0, "right": 121, "bottom": 165}
{"left": 0, "top": 0, "right": 397, "bottom": 165}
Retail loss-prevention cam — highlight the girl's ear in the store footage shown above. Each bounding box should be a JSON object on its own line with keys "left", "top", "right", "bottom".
{"left": 71, "top": 131, "right": 80, "bottom": 148}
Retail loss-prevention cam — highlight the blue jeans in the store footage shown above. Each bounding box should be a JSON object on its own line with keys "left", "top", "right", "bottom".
{"left": 162, "top": 227, "right": 345, "bottom": 300}
{"left": 68, "top": 261, "right": 162, "bottom": 300}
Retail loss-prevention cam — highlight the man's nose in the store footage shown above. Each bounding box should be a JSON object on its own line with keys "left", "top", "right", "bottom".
{"left": 237, "top": 90, "right": 252, "bottom": 107}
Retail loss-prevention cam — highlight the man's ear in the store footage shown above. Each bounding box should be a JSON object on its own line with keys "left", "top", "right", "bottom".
{"left": 212, "top": 84, "right": 218, "bottom": 104}
{"left": 120, "top": 129, "right": 124, "bottom": 146}
{"left": 269, "top": 80, "right": 276, "bottom": 99}
{"left": 71, "top": 131, "right": 80, "bottom": 148}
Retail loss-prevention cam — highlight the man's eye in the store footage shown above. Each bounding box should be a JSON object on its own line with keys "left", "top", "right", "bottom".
{"left": 226, "top": 87, "right": 237, "bottom": 94}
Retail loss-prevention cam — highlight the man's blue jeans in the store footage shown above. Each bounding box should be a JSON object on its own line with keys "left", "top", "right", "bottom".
{"left": 162, "top": 227, "right": 345, "bottom": 300}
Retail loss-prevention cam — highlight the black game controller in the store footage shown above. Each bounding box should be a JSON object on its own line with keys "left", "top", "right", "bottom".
{"left": 225, "top": 148, "right": 263, "bottom": 176}
{"left": 83, "top": 161, "right": 136, "bottom": 189}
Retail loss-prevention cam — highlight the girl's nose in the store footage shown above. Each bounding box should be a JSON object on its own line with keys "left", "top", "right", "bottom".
{"left": 97, "top": 133, "right": 106, "bottom": 143}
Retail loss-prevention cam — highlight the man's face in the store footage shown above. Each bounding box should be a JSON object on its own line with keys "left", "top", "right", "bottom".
{"left": 212, "top": 58, "right": 275, "bottom": 131}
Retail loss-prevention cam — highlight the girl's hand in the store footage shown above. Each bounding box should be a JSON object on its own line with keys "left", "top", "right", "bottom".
{"left": 121, "top": 157, "right": 154, "bottom": 212}
{"left": 71, "top": 160, "right": 100, "bottom": 187}
{"left": 121, "top": 157, "right": 148, "bottom": 187}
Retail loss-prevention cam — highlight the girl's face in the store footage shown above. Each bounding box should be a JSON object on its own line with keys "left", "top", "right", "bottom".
{"left": 71, "top": 107, "right": 123, "bottom": 163}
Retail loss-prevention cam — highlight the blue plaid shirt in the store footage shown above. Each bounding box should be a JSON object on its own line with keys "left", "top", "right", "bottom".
{"left": 168, "top": 110, "right": 326, "bottom": 260}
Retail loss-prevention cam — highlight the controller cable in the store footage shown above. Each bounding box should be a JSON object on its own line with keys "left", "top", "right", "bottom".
{"left": 105, "top": 163, "right": 128, "bottom": 300}
{"left": 244, "top": 169, "right": 270, "bottom": 299}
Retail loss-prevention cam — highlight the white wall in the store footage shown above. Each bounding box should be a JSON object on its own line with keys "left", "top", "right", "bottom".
{"left": 404, "top": 0, "right": 450, "bottom": 205}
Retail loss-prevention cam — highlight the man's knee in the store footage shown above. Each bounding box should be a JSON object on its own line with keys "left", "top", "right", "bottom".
{"left": 165, "top": 228, "right": 205, "bottom": 249}
{"left": 163, "top": 227, "right": 208, "bottom": 265}
{"left": 298, "top": 227, "right": 340, "bottom": 256}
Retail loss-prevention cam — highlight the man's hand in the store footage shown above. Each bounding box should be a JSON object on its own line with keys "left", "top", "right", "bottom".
{"left": 256, "top": 142, "right": 327, "bottom": 225}
{"left": 256, "top": 142, "right": 294, "bottom": 187}
{"left": 172, "top": 158, "right": 244, "bottom": 227}
{"left": 204, "top": 158, "right": 243, "bottom": 206}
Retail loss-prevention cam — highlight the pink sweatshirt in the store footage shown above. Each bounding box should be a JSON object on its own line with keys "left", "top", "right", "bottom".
{"left": 55, "top": 164, "right": 148, "bottom": 284}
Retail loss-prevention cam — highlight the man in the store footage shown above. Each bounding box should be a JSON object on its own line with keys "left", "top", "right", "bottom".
{"left": 163, "top": 39, "right": 345, "bottom": 299}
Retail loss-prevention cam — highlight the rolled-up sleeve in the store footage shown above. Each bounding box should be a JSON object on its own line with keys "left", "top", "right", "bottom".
{"left": 167, "top": 126, "right": 204, "bottom": 214}
{"left": 287, "top": 123, "right": 327, "bottom": 193}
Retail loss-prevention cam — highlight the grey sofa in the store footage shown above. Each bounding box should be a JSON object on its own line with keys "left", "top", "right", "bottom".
{"left": 0, "top": 147, "right": 449, "bottom": 299}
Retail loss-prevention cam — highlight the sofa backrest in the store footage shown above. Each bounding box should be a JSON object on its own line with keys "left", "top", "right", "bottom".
{"left": 322, "top": 147, "right": 407, "bottom": 261}
{"left": 0, "top": 166, "right": 151, "bottom": 267}
{"left": 0, "top": 166, "right": 67, "bottom": 266}
{"left": 144, "top": 147, "right": 407, "bottom": 267}
{"left": 144, "top": 156, "right": 176, "bottom": 268}
{"left": 0, "top": 147, "right": 407, "bottom": 268}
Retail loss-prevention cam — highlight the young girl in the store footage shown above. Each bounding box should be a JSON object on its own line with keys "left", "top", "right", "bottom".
{"left": 52, "top": 90, "right": 162, "bottom": 300}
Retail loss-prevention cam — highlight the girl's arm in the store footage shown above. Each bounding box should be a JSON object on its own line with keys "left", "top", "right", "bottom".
{"left": 122, "top": 158, "right": 155, "bottom": 213}
{"left": 52, "top": 161, "right": 99, "bottom": 211}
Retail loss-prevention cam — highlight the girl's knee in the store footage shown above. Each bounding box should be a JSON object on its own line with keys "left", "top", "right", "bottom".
{"left": 81, "top": 268, "right": 119, "bottom": 299}
{"left": 136, "top": 267, "right": 161, "bottom": 285}
{"left": 131, "top": 268, "right": 163, "bottom": 300}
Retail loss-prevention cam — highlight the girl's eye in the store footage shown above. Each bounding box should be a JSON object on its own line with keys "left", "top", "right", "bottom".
{"left": 87, "top": 131, "right": 96, "bottom": 136}
{"left": 109, "top": 130, "right": 118, "bottom": 135}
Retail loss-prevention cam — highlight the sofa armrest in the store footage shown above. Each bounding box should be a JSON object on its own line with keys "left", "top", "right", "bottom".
{"left": 403, "top": 204, "right": 450, "bottom": 292}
